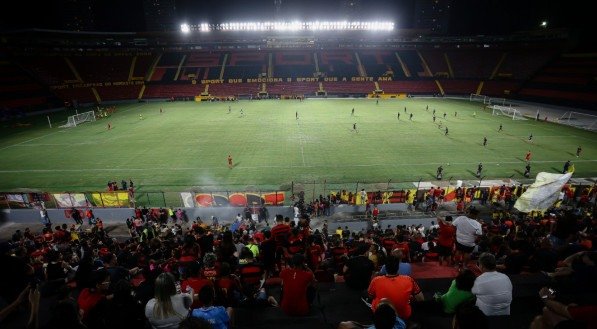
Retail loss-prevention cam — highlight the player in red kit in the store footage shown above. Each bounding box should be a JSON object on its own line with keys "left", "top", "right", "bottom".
{"left": 525, "top": 151, "right": 532, "bottom": 162}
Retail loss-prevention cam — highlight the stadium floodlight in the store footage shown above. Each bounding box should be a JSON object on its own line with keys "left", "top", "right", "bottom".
{"left": 180, "top": 23, "right": 190, "bottom": 33}
{"left": 540, "top": 21, "right": 548, "bottom": 28}
{"left": 184, "top": 20, "right": 395, "bottom": 32}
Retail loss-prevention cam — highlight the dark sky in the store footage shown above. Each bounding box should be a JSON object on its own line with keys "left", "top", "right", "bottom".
{"left": 0, "top": 0, "right": 591, "bottom": 37}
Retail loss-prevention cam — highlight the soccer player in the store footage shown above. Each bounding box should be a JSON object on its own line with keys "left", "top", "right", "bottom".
{"left": 576, "top": 146, "right": 582, "bottom": 157}
{"left": 228, "top": 106, "right": 231, "bottom": 114}
{"left": 139, "top": 114, "right": 143, "bottom": 120}
{"left": 228, "top": 155, "right": 233, "bottom": 169}
{"left": 454, "top": 111, "right": 457, "bottom": 117}
{"left": 528, "top": 133, "right": 533, "bottom": 142}
{"left": 436, "top": 165, "right": 443, "bottom": 180}
{"left": 473, "top": 111, "right": 476, "bottom": 118}
{"left": 296, "top": 111, "right": 298, "bottom": 120}
{"left": 445, "top": 127, "right": 449, "bottom": 136}
{"left": 376, "top": 99, "right": 379, "bottom": 105}
{"left": 160, "top": 107, "right": 163, "bottom": 114}
{"left": 405, "top": 106, "right": 407, "bottom": 113}
{"left": 433, "top": 115, "right": 436, "bottom": 122}
{"left": 483, "top": 137, "right": 487, "bottom": 147}
{"left": 476, "top": 163, "right": 483, "bottom": 177}
{"left": 562, "top": 160, "right": 571, "bottom": 174}
{"left": 353, "top": 123, "right": 357, "bottom": 132}
{"left": 107, "top": 122, "right": 111, "bottom": 130}
{"left": 433, "top": 109, "right": 436, "bottom": 115}
{"left": 443, "top": 112, "right": 447, "bottom": 119}
{"left": 524, "top": 163, "right": 531, "bottom": 178}
{"left": 525, "top": 151, "right": 532, "bottom": 162}
{"left": 409, "top": 113, "right": 413, "bottom": 121}
{"left": 397, "top": 112, "right": 400, "bottom": 120}
{"left": 351, "top": 108, "right": 355, "bottom": 116}
{"left": 426, "top": 105, "right": 428, "bottom": 111}
{"left": 498, "top": 124, "right": 503, "bottom": 132}
{"left": 240, "top": 109, "right": 244, "bottom": 117}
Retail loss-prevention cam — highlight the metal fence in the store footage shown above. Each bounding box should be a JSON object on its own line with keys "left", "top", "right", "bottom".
{"left": 1, "top": 177, "right": 595, "bottom": 209}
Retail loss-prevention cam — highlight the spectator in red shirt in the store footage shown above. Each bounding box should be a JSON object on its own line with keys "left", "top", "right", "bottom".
{"left": 78, "top": 269, "right": 111, "bottom": 321}
{"left": 437, "top": 216, "right": 456, "bottom": 266}
{"left": 181, "top": 262, "right": 213, "bottom": 309}
{"left": 279, "top": 254, "right": 316, "bottom": 316}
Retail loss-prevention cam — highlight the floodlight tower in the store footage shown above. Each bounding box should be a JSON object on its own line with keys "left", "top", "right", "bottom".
{"left": 274, "top": 0, "right": 282, "bottom": 20}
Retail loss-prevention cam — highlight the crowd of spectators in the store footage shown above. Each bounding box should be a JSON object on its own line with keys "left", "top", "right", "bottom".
{"left": 0, "top": 187, "right": 595, "bottom": 329}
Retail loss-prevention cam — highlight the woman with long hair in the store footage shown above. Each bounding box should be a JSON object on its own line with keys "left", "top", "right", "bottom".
{"left": 145, "top": 272, "right": 192, "bottom": 329}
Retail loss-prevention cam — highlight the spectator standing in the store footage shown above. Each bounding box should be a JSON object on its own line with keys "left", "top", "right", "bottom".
{"left": 279, "top": 254, "right": 316, "bottom": 316}
{"left": 343, "top": 245, "right": 375, "bottom": 291}
{"left": 452, "top": 208, "right": 483, "bottom": 266}
{"left": 437, "top": 216, "right": 456, "bottom": 266}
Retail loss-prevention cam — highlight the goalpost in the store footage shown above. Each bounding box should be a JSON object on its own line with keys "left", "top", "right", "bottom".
{"left": 491, "top": 105, "right": 527, "bottom": 120}
{"left": 59, "top": 111, "right": 96, "bottom": 128}
{"left": 558, "top": 111, "right": 597, "bottom": 131}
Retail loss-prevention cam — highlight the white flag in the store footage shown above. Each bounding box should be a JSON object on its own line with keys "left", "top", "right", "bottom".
{"left": 514, "top": 172, "right": 572, "bottom": 212}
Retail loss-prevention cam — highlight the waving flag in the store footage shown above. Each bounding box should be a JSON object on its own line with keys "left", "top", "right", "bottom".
{"left": 514, "top": 172, "right": 572, "bottom": 212}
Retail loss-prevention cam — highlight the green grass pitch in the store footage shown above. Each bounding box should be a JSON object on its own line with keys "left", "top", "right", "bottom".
{"left": 0, "top": 98, "right": 595, "bottom": 193}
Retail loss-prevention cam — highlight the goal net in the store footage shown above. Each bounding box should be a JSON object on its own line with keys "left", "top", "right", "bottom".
{"left": 558, "top": 111, "right": 597, "bottom": 131}
{"left": 491, "top": 105, "right": 527, "bottom": 120}
{"left": 59, "top": 111, "right": 96, "bottom": 128}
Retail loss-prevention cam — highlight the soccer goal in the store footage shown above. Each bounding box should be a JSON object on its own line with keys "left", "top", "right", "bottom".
{"left": 59, "top": 111, "right": 96, "bottom": 128}
{"left": 558, "top": 111, "right": 597, "bottom": 131}
{"left": 491, "top": 105, "right": 527, "bottom": 120}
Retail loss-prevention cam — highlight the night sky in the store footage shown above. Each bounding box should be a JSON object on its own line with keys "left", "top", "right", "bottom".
{"left": 0, "top": 0, "right": 591, "bottom": 37}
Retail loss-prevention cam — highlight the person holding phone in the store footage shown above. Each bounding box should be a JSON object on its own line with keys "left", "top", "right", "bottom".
{"left": 530, "top": 287, "right": 597, "bottom": 329}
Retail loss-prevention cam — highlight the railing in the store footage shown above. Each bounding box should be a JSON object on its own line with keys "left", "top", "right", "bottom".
{"left": 0, "top": 177, "right": 594, "bottom": 210}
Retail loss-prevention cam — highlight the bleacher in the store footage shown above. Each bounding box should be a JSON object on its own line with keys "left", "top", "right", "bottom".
{"left": 209, "top": 83, "right": 261, "bottom": 97}
{"left": 518, "top": 53, "right": 597, "bottom": 106}
{"left": 398, "top": 50, "right": 428, "bottom": 78}
{"left": 447, "top": 50, "right": 502, "bottom": 79}
{"left": 96, "top": 85, "right": 142, "bottom": 101}
{"left": 359, "top": 50, "right": 402, "bottom": 78}
{"left": 143, "top": 84, "right": 204, "bottom": 99}
{"left": 69, "top": 55, "right": 131, "bottom": 82}
{"left": 19, "top": 56, "right": 77, "bottom": 85}
{"left": 439, "top": 79, "right": 479, "bottom": 95}
{"left": 3, "top": 44, "right": 595, "bottom": 110}
{"left": 495, "top": 50, "right": 555, "bottom": 80}
{"left": 419, "top": 50, "right": 450, "bottom": 77}
{"left": 324, "top": 81, "right": 375, "bottom": 95}
{"left": 133, "top": 55, "right": 156, "bottom": 78}
{"left": 267, "top": 82, "right": 319, "bottom": 96}
{"left": 222, "top": 52, "right": 267, "bottom": 80}
{"left": 481, "top": 80, "right": 522, "bottom": 97}
{"left": 52, "top": 87, "right": 96, "bottom": 104}
{"left": 318, "top": 51, "right": 359, "bottom": 78}
{"left": 0, "top": 63, "right": 50, "bottom": 108}
{"left": 379, "top": 80, "right": 439, "bottom": 94}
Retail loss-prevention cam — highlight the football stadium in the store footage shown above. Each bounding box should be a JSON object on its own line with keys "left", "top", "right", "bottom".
{"left": 0, "top": 1, "right": 596, "bottom": 329}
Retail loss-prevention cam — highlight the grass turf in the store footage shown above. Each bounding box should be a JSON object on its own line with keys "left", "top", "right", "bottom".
{"left": 0, "top": 98, "right": 595, "bottom": 193}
